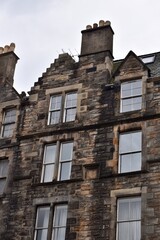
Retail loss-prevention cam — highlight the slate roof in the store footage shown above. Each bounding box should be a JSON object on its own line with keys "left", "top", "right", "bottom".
{"left": 113, "top": 51, "right": 160, "bottom": 78}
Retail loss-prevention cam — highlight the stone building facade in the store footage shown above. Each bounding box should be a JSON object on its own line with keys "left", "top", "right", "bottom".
{"left": 0, "top": 20, "right": 160, "bottom": 240}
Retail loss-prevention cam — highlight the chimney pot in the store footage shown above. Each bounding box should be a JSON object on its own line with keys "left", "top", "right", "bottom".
{"left": 99, "top": 20, "right": 105, "bottom": 27}
{"left": 0, "top": 47, "right": 4, "bottom": 54}
{"left": 9, "top": 43, "right": 16, "bottom": 52}
{"left": 93, "top": 23, "right": 98, "bottom": 28}
{"left": 104, "top": 21, "right": 111, "bottom": 26}
{"left": 4, "top": 45, "right": 10, "bottom": 53}
{"left": 86, "top": 25, "right": 92, "bottom": 30}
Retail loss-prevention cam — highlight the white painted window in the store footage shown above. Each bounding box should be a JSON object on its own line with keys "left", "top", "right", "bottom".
{"left": 119, "top": 131, "right": 142, "bottom": 173}
{"left": 34, "top": 204, "right": 68, "bottom": 240}
{"left": 52, "top": 205, "right": 68, "bottom": 240}
{"left": 0, "top": 159, "right": 9, "bottom": 194}
{"left": 117, "top": 197, "right": 141, "bottom": 240}
{"left": 2, "top": 109, "right": 16, "bottom": 137}
{"left": 63, "top": 93, "right": 77, "bottom": 122}
{"left": 120, "top": 80, "right": 142, "bottom": 113}
{"left": 58, "top": 142, "right": 73, "bottom": 181}
{"left": 34, "top": 206, "right": 50, "bottom": 240}
{"left": 41, "top": 142, "right": 73, "bottom": 183}
{"left": 48, "top": 95, "right": 62, "bottom": 124}
{"left": 48, "top": 92, "right": 77, "bottom": 124}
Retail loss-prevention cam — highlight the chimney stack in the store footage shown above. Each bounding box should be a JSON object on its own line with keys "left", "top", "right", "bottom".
{"left": 80, "top": 20, "right": 114, "bottom": 58}
{"left": 0, "top": 43, "right": 19, "bottom": 86}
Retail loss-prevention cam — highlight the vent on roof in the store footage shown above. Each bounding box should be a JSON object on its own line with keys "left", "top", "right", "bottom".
{"left": 140, "top": 55, "right": 155, "bottom": 64}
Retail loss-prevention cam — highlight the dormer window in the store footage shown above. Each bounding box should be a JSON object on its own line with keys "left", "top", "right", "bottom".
{"left": 120, "top": 80, "right": 142, "bottom": 113}
{"left": 140, "top": 55, "right": 155, "bottom": 64}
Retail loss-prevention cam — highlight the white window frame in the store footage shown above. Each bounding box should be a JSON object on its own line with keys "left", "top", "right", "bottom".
{"left": 120, "top": 79, "right": 142, "bottom": 113}
{"left": 119, "top": 131, "right": 142, "bottom": 173}
{"left": 48, "top": 92, "right": 77, "bottom": 125}
{"left": 117, "top": 197, "right": 141, "bottom": 240}
{"left": 41, "top": 141, "right": 73, "bottom": 183}
{"left": 1, "top": 108, "right": 16, "bottom": 138}
{"left": 34, "top": 204, "right": 68, "bottom": 240}
{"left": 52, "top": 204, "right": 68, "bottom": 240}
{"left": 34, "top": 206, "right": 50, "bottom": 240}
{"left": 63, "top": 92, "right": 77, "bottom": 122}
{"left": 0, "top": 159, "right": 9, "bottom": 194}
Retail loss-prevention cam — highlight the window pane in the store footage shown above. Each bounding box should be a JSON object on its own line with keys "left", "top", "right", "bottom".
{"left": 52, "top": 227, "right": 66, "bottom": 240}
{"left": 50, "top": 111, "right": 60, "bottom": 124}
{"left": 36, "top": 207, "right": 50, "bottom": 228}
{"left": 130, "top": 198, "right": 141, "bottom": 219}
{"left": 50, "top": 96, "right": 62, "bottom": 110}
{"left": 118, "top": 222, "right": 129, "bottom": 240}
{"left": 44, "top": 145, "right": 56, "bottom": 164}
{"left": 121, "top": 82, "right": 132, "bottom": 98}
{"left": 65, "top": 108, "right": 76, "bottom": 122}
{"left": 36, "top": 229, "right": 48, "bottom": 240}
{"left": 132, "top": 81, "right": 142, "bottom": 96}
{"left": 119, "top": 132, "right": 141, "bottom": 154}
{"left": 132, "top": 97, "right": 142, "bottom": 111}
{"left": 59, "top": 162, "right": 71, "bottom": 181}
{"left": 3, "top": 124, "right": 15, "bottom": 137}
{"left": 54, "top": 205, "right": 68, "bottom": 226}
{"left": 118, "top": 201, "right": 130, "bottom": 221}
{"left": 4, "top": 109, "right": 16, "bottom": 123}
{"left": 0, "top": 160, "right": 8, "bottom": 177}
{"left": 43, "top": 164, "right": 55, "bottom": 182}
{"left": 60, "top": 142, "right": 73, "bottom": 161}
{"left": 0, "top": 179, "right": 6, "bottom": 194}
{"left": 130, "top": 221, "right": 141, "bottom": 240}
{"left": 120, "top": 153, "right": 141, "bottom": 173}
{"left": 52, "top": 205, "right": 68, "bottom": 240}
{"left": 65, "top": 93, "right": 77, "bottom": 108}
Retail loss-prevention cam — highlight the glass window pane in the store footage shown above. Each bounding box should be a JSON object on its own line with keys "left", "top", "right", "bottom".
{"left": 130, "top": 198, "right": 141, "bottom": 219}
{"left": 120, "top": 153, "right": 141, "bottom": 173}
{"left": 60, "top": 142, "right": 73, "bottom": 161}
{"left": 36, "top": 229, "right": 48, "bottom": 240}
{"left": 54, "top": 205, "right": 68, "bottom": 226}
{"left": 141, "top": 56, "right": 155, "bottom": 64}
{"left": 65, "top": 93, "right": 77, "bottom": 108}
{"left": 118, "top": 222, "right": 129, "bottom": 240}
{"left": 129, "top": 221, "right": 141, "bottom": 240}
{"left": 4, "top": 109, "right": 16, "bottom": 123}
{"left": 50, "top": 111, "right": 60, "bottom": 124}
{"left": 52, "top": 227, "right": 66, "bottom": 240}
{"left": 44, "top": 145, "right": 56, "bottom": 164}
{"left": 118, "top": 200, "right": 129, "bottom": 221}
{"left": 43, "top": 164, "right": 55, "bottom": 182}
{"left": 59, "top": 162, "right": 71, "bottom": 181}
{"left": 0, "top": 179, "right": 6, "bottom": 194}
{"left": 37, "top": 207, "right": 50, "bottom": 228}
{"left": 120, "top": 132, "right": 141, "bottom": 154}
{"left": 120, "top": 154, "right": 131, "bottom": 173}
{"left": 65, "top": 108, "right": 76, "bottom": 122}
{"left": 52, "top": 205, "right": 68, "bottom": 240}
{"left": 50, "top": 96, "right": 62, "bottom": 110}
{"left": 3, "top": 124, "right": 15, "bottom": 137}
{"left": 0, "top": 160, "right": 8, "bottom": 177}
{"left": 132, "top": 81, "right": 142, "bottom": 96}
{"left": 121, "top": 82, "right": 131, "bottom": 98}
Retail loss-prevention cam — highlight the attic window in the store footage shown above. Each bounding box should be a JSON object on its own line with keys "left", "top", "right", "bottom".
{"left": 140, "top": 55, "right": 155, "bottom": 64}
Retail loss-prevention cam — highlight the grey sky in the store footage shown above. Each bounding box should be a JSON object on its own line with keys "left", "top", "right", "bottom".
{"left": 1, "top": 0, "right": 160, "bottom": 93}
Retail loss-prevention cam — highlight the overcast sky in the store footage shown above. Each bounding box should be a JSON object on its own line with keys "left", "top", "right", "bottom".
{"left": 1, "top": 0, "right": 160, "bottom": 93}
